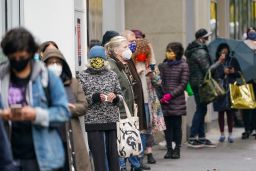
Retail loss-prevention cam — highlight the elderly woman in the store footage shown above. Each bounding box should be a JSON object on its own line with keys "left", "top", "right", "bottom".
{"left": 79, "top": 46, "right": 122, "bottom": 171}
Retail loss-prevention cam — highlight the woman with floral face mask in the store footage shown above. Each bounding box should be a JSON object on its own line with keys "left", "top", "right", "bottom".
{"left": 79, "top": 46, "right": 122, "bottom": 171}
{"left": 42, "top": 49, "right": 92, "bottom": 171}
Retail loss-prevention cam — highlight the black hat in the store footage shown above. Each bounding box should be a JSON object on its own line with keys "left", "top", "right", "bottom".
{"left": 195, "top": 28, "right": 212, "bottom": 39}
{"left": 101, "top": 31, "right": 120, "bottom": 46}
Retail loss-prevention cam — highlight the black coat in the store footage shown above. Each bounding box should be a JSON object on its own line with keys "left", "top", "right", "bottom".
{"left": 213, "top": 57, "right": 241, "bottom": 111}
{"left": 185, "top": 41, "right": 212, "bottom": 90}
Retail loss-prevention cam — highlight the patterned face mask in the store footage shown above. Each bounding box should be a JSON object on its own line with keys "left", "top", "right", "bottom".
{"left": 90, "top": 57, "right": 105, "bottom": 69}
{"left": 129, "top": 41, "right": 137, "bottom": 53}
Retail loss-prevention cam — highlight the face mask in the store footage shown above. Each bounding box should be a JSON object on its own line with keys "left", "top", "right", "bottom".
{"left": 48, "top": 64, "right": 63, "bottom": 76}
{"left": 122, "top": 49, "right": 132, "bottom": 60}
{"left": 166, "top": 51, "right": 176, "bottom": 60}
{"left": 129, "top": 41, "right": 137, "bottom": 53}
{"left": 9, "top": 58, "right": 31, "bottom": 72}
{"left": 90, "top": 57, "right": 105, "bottom": 69}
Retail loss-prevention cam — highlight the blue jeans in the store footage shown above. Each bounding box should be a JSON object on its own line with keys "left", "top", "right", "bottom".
{"left": 190, "top": 89, "right": 207, "bottom": 139}
{"left": 119, "top": 156, "right": 140, "bottom": 169}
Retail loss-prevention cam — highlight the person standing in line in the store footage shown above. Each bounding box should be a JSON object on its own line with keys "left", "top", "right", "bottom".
{"left": 241, "top": 31, "right": 256, "bottom": 139}
{"left": 106, "top": 35, "right": 147, "bottom": 171}
{"left": 0, "top": 27, "right": 70, "bottom": 171}
{"left": 42, "top": 49, "right": 92, "bottom": 171}
{"left": 79, "top": 46, "right": 121, "bottom": 171}
{"left": 185, "top": 28, "right": 225, "bottom": 148}
{"left": 159, "top": 42, "right": 189, "bottom": 159}
{"left": 213, "top": 43, "right": 241, "bottom": 143}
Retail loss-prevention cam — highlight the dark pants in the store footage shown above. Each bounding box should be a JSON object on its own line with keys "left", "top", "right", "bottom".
{"left": 242, "top": 109, "right": 256, "bottom": 132}
{"left": 190, "top": 89, "right": 207, "bottom": 139}
{"left": 164, "top": 116, "right": 182, "bottom": 148}
{"left": 15, "top": 159, "right": 40, "bottom": 171}
{"left": 218, "top": 110, "right": 234, "bottom": 133}
{"left": 0, "top": 120, "right": 17, "bottom": 171}
{"left": 87, "top": 130, "right": 119, "bottom": 171}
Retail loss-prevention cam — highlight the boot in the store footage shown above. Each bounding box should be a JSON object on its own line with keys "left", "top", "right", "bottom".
{"left": 171, "top": 147, "right": 180, "bottom": 159}
{"left": 147, "top": 153, "right": 156, "bottom": 164}
{"left": 164, "top": 147, "right": 173, "bottom": 159}
{"left": 130, "top": 167, "right": 143, "bottom": 171}
{"left": 139, "top": 157, "right": 150, "bottom": 170}
{"left": 241, "top": 131, "right": 250, "bottom": 139}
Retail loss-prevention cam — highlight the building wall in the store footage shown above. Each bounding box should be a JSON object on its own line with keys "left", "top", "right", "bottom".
{"left": 102, "top": 0, "right": 125, "bottom": 34}
{"left": 125, "top": 0, "right": 186, "bottom": 63}
{"left": 22, "top": 0, "right": 76, "bottom": 73}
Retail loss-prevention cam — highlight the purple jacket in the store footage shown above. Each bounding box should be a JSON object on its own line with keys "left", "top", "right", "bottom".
{"left": 159, "top": 60, "right": 189, "bottom": 116}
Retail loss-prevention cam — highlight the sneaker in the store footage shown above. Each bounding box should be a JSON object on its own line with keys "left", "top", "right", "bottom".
{"left": 228, "top": 136, "right": 234, "bottom": 143}
{"left": 218, "top": 136, "right": 225, "bottom": 143}
{"left": 199, "top": 139, "right": 217, "bottom": 148}
{"left": 186, "top": 139, "right": 204, "bottom": 148}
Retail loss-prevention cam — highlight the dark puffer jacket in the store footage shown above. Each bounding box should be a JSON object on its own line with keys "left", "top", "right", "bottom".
{"left": 185, "top": 41, "right": 212, "bottom": 90}
{"left": 159, "top": 60, "right": 189, "bottom": 116}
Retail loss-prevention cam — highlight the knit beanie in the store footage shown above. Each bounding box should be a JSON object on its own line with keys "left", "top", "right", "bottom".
{"left": 131, "top": 29, "right": 145, "bottom": 39}
{"left": 101, "top": 31, "right": 120, "bottom": 46}
{"left": 89, "top": 45, "right": 106, "bottom": 60}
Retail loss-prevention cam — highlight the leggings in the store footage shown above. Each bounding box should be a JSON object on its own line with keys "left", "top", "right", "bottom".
{"left": 218, "top": 110, "right": 234, "bottom": 133}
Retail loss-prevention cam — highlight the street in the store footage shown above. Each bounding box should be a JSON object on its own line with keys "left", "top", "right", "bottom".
{"left": 150, "top": 127, "right": 256, "bottom": 171}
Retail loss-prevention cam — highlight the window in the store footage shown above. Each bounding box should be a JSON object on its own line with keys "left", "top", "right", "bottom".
{"left": 210, "top": 0, "right": 217, "bottom": 39}
{"left": 230, "top": 0, "right": 256, "bottom": 39}
{"left": 0, "top": 0, "right": 22, "bottom": 62}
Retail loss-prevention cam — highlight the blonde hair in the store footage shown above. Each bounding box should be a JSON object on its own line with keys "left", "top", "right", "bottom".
{"left": 105, "top": 36, "right": 128, "bottom": 56}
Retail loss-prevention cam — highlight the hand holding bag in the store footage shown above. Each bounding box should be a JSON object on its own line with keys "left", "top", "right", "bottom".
{"left": 116, "top": 98, "right": 143, "bottom": 158}
{"left": 199, "top": 69, "right": 226, "bottom": 104}
{"left": 229, "top": 72, "right": 256, "bottom": 109}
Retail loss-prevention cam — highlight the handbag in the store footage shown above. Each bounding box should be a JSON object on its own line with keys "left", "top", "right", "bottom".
{"left": 199, "top": 69, "right": 226, "bottom": 104}
{"left": 229, "top": 72, "right": 256, "bottom": 109}
{"left": 116, "top": 98, "right": 143, "bottom": 158}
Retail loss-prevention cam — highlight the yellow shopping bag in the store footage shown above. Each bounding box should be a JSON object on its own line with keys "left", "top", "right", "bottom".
{"left": 229, "top": 73, "right": 256, "bottom": 109}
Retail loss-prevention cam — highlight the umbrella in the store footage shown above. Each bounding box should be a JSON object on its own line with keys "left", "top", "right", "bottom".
{"left": 208, "top": 38, "right": 256, "bottom": 81}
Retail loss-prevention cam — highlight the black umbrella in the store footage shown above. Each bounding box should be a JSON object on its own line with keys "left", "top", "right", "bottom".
{"left": 208, "top": 38, "right": 256, "bottom": 81}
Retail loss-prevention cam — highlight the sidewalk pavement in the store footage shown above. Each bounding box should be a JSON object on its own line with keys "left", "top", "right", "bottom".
{"left": 149, "top": 126, "right": 256, "bottom": 171}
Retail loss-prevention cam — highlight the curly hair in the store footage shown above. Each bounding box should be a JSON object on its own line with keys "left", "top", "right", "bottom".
{"left": 1, "top": 27, "right": 38, "bottom": 56}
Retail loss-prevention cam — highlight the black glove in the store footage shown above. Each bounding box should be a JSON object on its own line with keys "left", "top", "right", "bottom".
{"left": 112, "top": 94, "right": 120, "bottom": 105}
{"left": 92, "top": 93, "right": 101, "bottom": 104}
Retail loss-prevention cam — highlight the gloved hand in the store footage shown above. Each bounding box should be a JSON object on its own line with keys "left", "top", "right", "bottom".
{"left": 160, "top": 93, "right": 172, "bottom": 104}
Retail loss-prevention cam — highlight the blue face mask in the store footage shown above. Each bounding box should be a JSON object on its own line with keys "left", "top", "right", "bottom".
{"left": 129, "top": 41, "right": 137, "bottom": 53}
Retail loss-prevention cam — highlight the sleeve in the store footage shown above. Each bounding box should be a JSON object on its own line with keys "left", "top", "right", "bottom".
{"left": 33, "top": 70, "right": 70, "bottom": 127}
{"left": 113, "top": 72, "right": 123, "bottom": 104}
{"left": 231, "top": 57, "right": 242, "bottom": 78}
{"left": 70, "top": 79, "right": 88, "bottom": 117}
{"left": 170, "top": 63, "right": 189, "bottom": 97}
{"left": 194, "top": 49, "right": 211, "bottom": 75}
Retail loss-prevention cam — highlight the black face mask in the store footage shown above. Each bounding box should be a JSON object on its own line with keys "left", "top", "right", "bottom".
{"left": 9, "top": 58, "right": 31, "bottom": 72}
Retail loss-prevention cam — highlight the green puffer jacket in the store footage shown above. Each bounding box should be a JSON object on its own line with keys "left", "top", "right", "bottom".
{"left": 185, "top": 40, "right": 212, "bottom": 90}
